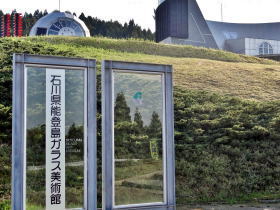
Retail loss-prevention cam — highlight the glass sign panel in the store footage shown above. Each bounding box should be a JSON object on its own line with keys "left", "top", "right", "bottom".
{"left": 25, "top": 66, "right": 86, "bottom": 209}
{"left": 113, "top": 71, "right": 165, "bottom": 206}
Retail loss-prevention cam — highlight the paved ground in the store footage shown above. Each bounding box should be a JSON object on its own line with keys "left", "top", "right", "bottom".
{"left": 176, "top": 204, "right": 280, "bottom": 210}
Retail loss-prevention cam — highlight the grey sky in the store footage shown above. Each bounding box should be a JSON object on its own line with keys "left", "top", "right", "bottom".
{"left": 2, "top": 0, "right": 280, "bottom": 32}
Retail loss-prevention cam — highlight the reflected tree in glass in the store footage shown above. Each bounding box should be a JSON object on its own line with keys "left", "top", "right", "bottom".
{"left": 113, "top": 72, "right": 164, "bottom": 206}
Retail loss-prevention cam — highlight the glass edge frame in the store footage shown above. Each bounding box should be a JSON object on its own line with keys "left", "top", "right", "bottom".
{"left": 23, "top": 64, "right": 88, "bottom": 210}
{"left": 111, "top": 69, "right": 167, "bottom": 208}
{"left": 12, "top": 54, "right": 97, "bottom": 210}
{"left": 102, "top": 60, "right": 175, "bottom": 210}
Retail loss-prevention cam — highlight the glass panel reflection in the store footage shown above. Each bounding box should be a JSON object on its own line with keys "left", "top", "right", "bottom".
{"left": 25, "top": 67, "right": 86, "bottom": 209}
{"left": 113, "top": 71, "right": 164, "bottom": 206}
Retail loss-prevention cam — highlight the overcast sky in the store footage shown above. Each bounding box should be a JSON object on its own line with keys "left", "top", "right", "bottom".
{"left": 2, "top": 0, "right": 280, "bottom": 32}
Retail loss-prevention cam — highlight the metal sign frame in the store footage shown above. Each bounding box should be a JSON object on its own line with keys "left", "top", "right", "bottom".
{"left": 102, "top": 60, "right": 176, "bottom": 210}
{"left": 12, "top": 54, "right": 97, "bottom": 210}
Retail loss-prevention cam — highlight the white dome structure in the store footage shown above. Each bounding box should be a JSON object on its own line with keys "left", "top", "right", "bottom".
{"left": 29, "top": 11, "right": 90, "bottom": 37}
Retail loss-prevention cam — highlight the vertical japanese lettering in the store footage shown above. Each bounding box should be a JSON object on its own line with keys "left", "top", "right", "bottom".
{"left": 46, "top": 69, "right": 65, "bottom": 210}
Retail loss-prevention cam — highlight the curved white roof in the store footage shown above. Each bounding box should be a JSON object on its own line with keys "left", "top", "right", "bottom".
{"left": 206, "top": 20, "right": 280, "bottom": 49}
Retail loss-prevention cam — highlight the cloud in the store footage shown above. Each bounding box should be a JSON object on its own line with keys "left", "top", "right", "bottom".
{"left": 197, "top": 0, "right": 280, "bottom": 23}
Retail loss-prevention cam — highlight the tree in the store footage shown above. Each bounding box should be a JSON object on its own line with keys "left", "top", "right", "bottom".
{"left": 0, "top": 104, "right": 11, "bottom": 145}
{"left": 66, "top": 123, "right": 84, "bottom": 160}
{"left": 127, "top": 19, "right": 135, "bottom": 37}
{"left": 147, "top": 111, "right": 162, "bottom": 157}
{"left": 133, "top": 108, "right": 144, "bottom": 134}
{"left": 114, "top": 92, "right": 132, "bottom": 157}
{"left": 114, "top": 92, "right": 131, "bottom": 123}
{"left": 43, "top": 10, "right": 48, "bottom": 16}
{"left": 26, "top": 125, "right": 45, "bottom": 164}
{"left": 148, "top": 111, "right": 162, "bottom": 139}
{"left": 67, "top": 123, "right": 83, "bottom": 139}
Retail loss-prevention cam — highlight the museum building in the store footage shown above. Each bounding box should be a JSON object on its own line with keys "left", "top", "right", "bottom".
{"left": 29, "top": 10, "right": 90, "bottom": 37}
{"left": 156, "top": 0, "right": 280, "bottom": 56}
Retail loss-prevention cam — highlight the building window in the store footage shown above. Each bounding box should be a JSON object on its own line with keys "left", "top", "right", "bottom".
{"left": 36, "top": 27, "right": 47, "bottom": 36}
{"left": 259, "top": 42, "right": 273, "bottom": 55}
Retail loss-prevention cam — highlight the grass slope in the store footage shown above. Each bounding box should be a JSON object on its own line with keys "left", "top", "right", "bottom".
{"left": 0, "top": 37, "right": 280, "bottom": 208}
{"left": 27, "top": 36, "right": 276, "bottom": 64}
{"left": 26, "top": 36, "right": 280, "bottom": 101}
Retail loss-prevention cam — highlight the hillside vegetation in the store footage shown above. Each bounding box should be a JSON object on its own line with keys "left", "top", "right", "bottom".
{"left": 28, "top": 36, "right": 276, "bottom": 64}
{"left": 28, "top": 36, "right": 280, "bottom": 101}
{"left": 0, "top": 37, "right": 280, "bottom": 208}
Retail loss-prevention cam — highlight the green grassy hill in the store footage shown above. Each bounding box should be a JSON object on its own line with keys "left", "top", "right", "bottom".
{"left": 26, "top": 36, "right": 280, "bottom": 101}
{"left": 0, "top": 37, "right": 280, "bottom": 208}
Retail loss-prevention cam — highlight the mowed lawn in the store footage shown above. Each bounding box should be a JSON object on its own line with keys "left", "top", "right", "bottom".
{"left": 25, "top": 36, "right": 280, "bottom": 101}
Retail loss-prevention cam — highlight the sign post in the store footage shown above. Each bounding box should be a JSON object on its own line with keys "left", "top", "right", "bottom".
{"left": 12, "top": 54, "right": 97, "bottom": 210}
{"left": 102, "top": 61, "right": 176, "bottom": 210}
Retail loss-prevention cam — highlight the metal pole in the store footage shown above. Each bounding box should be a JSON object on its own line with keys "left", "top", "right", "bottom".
{"left": 221, "top": 3, "right": 223, "bottom": 22}
{"left": 59, "top": 0, "right": 61, "bottom": 11}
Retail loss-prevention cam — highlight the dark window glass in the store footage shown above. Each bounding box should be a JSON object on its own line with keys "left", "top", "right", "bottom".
{"left": 36, "top": 28, "right": 47, "bottom": 36}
